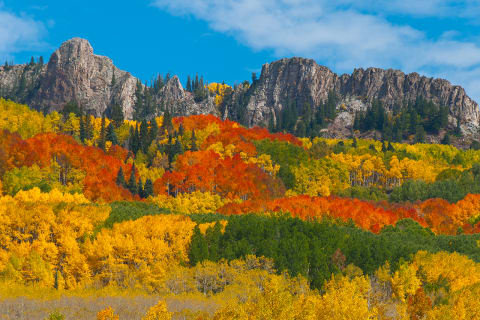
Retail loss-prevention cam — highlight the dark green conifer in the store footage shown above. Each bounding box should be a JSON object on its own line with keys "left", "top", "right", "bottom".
{"left": 128, "top": 164, "right": 137, "bottom": 195}
{"left": 106, "top": 123, "right": 118, "bottom": 145}
{"left": 116, "top": 167, "right": 126, "bottom": 187}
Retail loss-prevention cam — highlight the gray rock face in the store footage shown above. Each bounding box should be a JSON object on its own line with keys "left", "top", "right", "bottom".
{"left": 0, "top": 38, "right": 219, "bottom": 119}
{"left": 242, "top": 57, "right": 480, "bottom": 134}
{"left": 0, "top": 39, "right": 478, "bottom": 138}
{"left": 155, "top": 76, "right": 219, "bottom": 117}
{"left": 29, "top": 38, "right": 138, "bottom": 117}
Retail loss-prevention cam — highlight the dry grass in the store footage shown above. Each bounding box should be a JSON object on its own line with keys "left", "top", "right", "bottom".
{"left": 0, "top": 294, "right": 219, "bottom": 320}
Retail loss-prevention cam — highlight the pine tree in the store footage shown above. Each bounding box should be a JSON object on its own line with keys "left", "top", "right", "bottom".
{"left": 144, "top": 179, "right": 154, "bottom": 197}
{"left": 128, "top": 164, "right": 137, "bottom": 195}
{"left": 149, "top": 119, "right": 159, "bottom": 144}
{"left": 188, "top": 226, "right": 209, "bottom": 265}
{"left": 133, "top": 80, "right": 144, "bottom": 121}
{"left": 191, "top": 129, "right": 198, "bottom": 151}
{"left": 39, "top": 56, "right": 44, "bottom": 65}
{"left": 29, "top": 56, "right": 35, "bottom": 66}
{"left": 178, "top": 123, "right": 185, "bottom": 136}
{"left": 194, "top": 74, "right": 199, "bottom": 91}
{"left": 106, "top": 123, "right": 118, "bottom": 145}
{"left": 137, "top": 178, "right": 144, "bottom": 198}
{"left": 116, "top": 167, "right": 126, "bottom": 187}
{"left": 139, "top": 119, "right": 149, "bottom": 153}
{"left": 186, "top": 75, "right": 192, "bottom": 92}
{"left": 79, "top": 116, "right": 86, "bottom": 142}
{"left": 110, "top": 104, "right": 124, "bottom": 128}
{"left": 111, "top": 67, "right": 116, "bottom": 86}
{"left": 161, "top": 110, "right": 173, "bottom": 135}
{"left": 174, "top": 137, "right": 183, "bottom": 156}
{"left": 98, "top": 116, "right": 106, "bottom": 150}
{"left": 441, "top": 133, "right": 451, "bottom": 145}
{"left": 85, "top": 114, "right": 93, "bottom": 140}
{"left": 352, "top": 136, "right": 358, "bottom": 148}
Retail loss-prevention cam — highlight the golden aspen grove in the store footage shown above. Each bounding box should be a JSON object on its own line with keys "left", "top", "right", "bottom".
{"left": 1, "top": 96, "right": 480, "bottom": 320}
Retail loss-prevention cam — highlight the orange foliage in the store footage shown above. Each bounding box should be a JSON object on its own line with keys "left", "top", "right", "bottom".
{"left": 0, "top": 130, "right": 135, "bottom": 202}
{"left": 219, "top": 195, "right": 426, "bottom": 233}
{"left": 155, "top": 150, "right": 284, "bottom": 200}
{"left": 174, "top": 114, "right": 302, "bottom": 148}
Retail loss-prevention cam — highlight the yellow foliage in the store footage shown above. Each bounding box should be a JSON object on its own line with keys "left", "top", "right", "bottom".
{"left": 390, "top": 262, "right": 421, "bottom": 302}
{"left": 150, "top": 191, "right": 227, "bottom": 214}
{"left": 207, "top": 83, "right": 232, "bottom": 106}
{"left": 0, "top": 188, "right": 109, "bottom": 289}
{"left": 142, "top": 300, "right": 172, "bottom": 320}
{"left": 85, "top": 214, "right": 196, "bottom": 291}
{"left": 413, "top": 251, "right": 480, "bottom": 292}
{"left": 0, "top": 98, "right": 61, "bottom": 138}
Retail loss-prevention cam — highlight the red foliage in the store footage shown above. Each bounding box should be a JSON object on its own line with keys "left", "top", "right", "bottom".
{"left": 0, "top": 130, "right": 135, "bottom": 202}
{"left": 218, "top": 195, "right": 427, "bottom": 233}
{"left": 154, "top": 150, "right": 285, "bottom": 200}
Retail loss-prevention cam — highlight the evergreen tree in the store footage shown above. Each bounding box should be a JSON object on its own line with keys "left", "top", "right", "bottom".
{"left": 188, "top": 226, "right": 209, "bottom": 265}
{"left": 191, "top": 129, "right": 198, "bottom": 151}
{"left": 29, "top": 56, "right": 35, "bottom": 66}
{"left": 161, "top": 110, "right": 173, "bottom": 135}
{"left": 116, "top": 167, "right": 126, "bottom": 187}
{"left": 106, "top": 123, "right": 118, "bottom": 145}
{"left": 85, "top": 114, "right": 93, "bottom": 140}
{"left": 251, "top": 72, "right": 257, "bottom": 83}
{"left": 194, "top": 74, "right": 199, "bottom": 91}
{"left": 139, "top": 119, "right": 149, "bottom": 153}
{"left": 98, "top": 116, "right": 106, "bottom": 150}
{"left": 352, "top": 136, "right": 358, "bottom": 148}
{"left": 39, "top": 56, "right": 44, "bottom": 65}
{"left": 149, "top": 119, "right": 159, "bottom": 144}
{"left": 186, "top": 75, "right": 192, "bottom": 92}
{"left": 174, "top": 137, "right": 183, "bottom": 156}
{"left": 79, "top": 116, "right": 86, "bottom": 143}
{"left": 144, "top": 179, "right": 154, "bottom": 197}
{"left": 62, "top": 100, "right": 81, "bottom": 117}
{"left": 178, "top": 123, "right": 185, "bottom": 136}
{"left": 110, "top": 104, "right": 124, "bottom": 128}
{"left": 414, "top": 125, "right": 426, "bottom": 143}
{"left": 137, "top": 178, "right": 144, "bottom": 198}
{"left": 381, "top": 141, "right": 387, "bottom": 152}
{"left": 111, "top": 67, "right": 116, "bottom": 86}
{"left": 128, "top": 125, "right": 140, "bottom": 154}
{"left": 128, "top": 164, "right": 137, "bottom": 195}
{"left": 133, "top": 80, "right": 144, "bottom": 121}
{"left": 455, "top": 116, "right": 462, "bottom": 137}
{"left": 441, "top": 133, "right": 451, "bottom": 145}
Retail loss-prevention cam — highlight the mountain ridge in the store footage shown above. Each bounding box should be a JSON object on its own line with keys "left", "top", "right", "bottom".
{"left": 0, "top": 38, "right": 478, "bottom": 140}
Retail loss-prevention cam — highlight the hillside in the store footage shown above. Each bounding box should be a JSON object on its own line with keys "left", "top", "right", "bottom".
{"left": 1, "top": 38, "right": 479, "bottom": 148}
{"left": 1, "top": 55, "right": 480, "bottom": 318}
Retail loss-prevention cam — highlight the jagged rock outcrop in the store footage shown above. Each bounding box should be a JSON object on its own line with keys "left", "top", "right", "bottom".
{"left": 155, "top": 76, "right": 219, "bottom": 117}
{"left": 0, "top": 39, "right": 478, "bottom": 138}
{"left": 0, "top": 38, "right": 219, "bottom": 119}
{"left": 240, "top": 57, "right": 480, "bottom": 134}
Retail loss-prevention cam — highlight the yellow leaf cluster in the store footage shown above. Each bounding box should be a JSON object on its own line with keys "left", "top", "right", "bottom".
{"left": 142, "top": 300, "right": 172, "bottom": 320}
{"left": 150, "top": 191, "right": 227, "bottom": 214}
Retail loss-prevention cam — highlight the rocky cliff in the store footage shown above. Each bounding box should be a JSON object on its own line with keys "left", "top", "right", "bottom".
{"left": 0, "top": 38, "right": 219, "bottom": 119}
{"left": 240, "top": 57, "right": 480, "bottom": 135}
{"left": 0, "top": 39, "right": 478, "bottom": 138}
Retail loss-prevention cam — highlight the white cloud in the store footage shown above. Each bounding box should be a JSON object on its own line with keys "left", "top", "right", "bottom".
{"left": 153, "top": 0, "right": 480, "bottom": 102}
{"left": 0, "top": 9, "right": 46, "bottom": 62}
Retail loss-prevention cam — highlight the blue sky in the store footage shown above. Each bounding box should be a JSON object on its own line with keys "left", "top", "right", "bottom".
{"left": 1, "top": 0, "right": 480, "bottom": 102}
